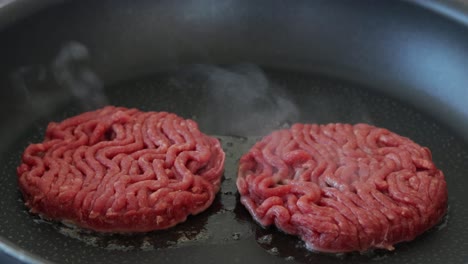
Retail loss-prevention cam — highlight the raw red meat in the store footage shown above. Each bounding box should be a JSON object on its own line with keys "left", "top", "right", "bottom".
{"left": 237, "top": 123, "right": 447, "bottom": 252}
{"left": 17, "top": 106, "right": 225, "bottom": 232}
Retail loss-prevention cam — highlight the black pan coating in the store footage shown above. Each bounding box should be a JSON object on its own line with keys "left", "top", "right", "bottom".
{"left": 1, "top": 0, "right": 468, "bottom": 263}
{"left": 0, "top": 69, "right": 467, "bottom": 264}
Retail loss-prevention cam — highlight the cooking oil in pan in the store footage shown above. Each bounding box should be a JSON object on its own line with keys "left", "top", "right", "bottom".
{"left": 250, "top": 211, "right": 450, "bottom": 262}
{"left": 32, "top": 135, "right": 254, "bottom": 252}
{"left": 22, "top": 123, "right": 451, "bottom": 261}
{"left": 5, "top": 68, "right": 466, "bottom": 264}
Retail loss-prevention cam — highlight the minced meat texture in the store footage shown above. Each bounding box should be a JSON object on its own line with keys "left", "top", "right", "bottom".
{"left": 17, "top": 106, "right": 225, "bottom": 232}
{"left": 237, "top": 123, "right": 447, "bottom": 252}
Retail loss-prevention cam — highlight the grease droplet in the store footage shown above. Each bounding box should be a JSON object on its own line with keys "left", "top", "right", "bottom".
{"left": 267, "top": 247, "right": 279, "bottom": 255}
{"left": 257, "top": 234, "right": 272, "bottom": 245}
{"left": 232, "top": 233, "right": 240, "bottom": 240}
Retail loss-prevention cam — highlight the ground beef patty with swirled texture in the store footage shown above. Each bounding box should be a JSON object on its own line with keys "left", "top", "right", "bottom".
{"left": 237, "top": 123, "right": 447, "bottom": 252}
{"left": 17, "top": 106, "right": 225, "bottom": 232}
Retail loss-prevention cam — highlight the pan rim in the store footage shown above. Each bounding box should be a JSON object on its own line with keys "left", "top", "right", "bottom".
{"left": 1, "top": 0, "right": 468, "bottom": 263}
{"left": 1, "top": 0, "right": 468, "bottom": 31}
{"left": 407, "top": 0, "right": 468, "bottom": 27}
{"left": 0, "top": 236, "right": 51, "bottom": 264}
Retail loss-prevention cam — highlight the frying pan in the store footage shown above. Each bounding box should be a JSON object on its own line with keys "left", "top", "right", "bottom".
{"left": 1, "top": 0, "right": 468, "bottom": 263}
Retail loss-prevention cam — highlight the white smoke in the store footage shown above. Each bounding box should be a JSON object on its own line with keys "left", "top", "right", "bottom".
{"left": 52, "top": 41, "right": 108, "bottom": 110}
{"left": 196, "top": 64, "right": 299, "bottom": 136}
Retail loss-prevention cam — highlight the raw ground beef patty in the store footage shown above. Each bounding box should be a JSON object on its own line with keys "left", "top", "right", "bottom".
{"left": 237, "top": 123, "right": 447, "bottom": 253}
{"left": 17, "top": 106, "right": 225, "bottom": 232}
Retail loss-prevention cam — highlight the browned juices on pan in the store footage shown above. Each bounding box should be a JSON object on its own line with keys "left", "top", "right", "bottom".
{"left": 17, "top": 106, "right": 225, "bottom": 232}
{"left": 237, "top": 123, "right": 447, "bottom": 253}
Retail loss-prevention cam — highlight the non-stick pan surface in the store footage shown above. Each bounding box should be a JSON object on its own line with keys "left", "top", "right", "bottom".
{"left": 0, "top": 67, "right": 467, "bottom": 264}
{"left": 1, "top": 1, "right": 468, "bottom": 264}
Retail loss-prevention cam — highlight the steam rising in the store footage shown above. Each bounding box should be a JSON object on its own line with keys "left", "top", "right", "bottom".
{"left": 196, "top": 65, "right": 299, "bottom": 136}
{"left": 11, "top": 41, "right": 295, "bottom": 138}
{"left": 5, "top": 42, "right": 107, "bottom": 144}
{"left": 52, "top": 41, "right": 108, "bottom": 110}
